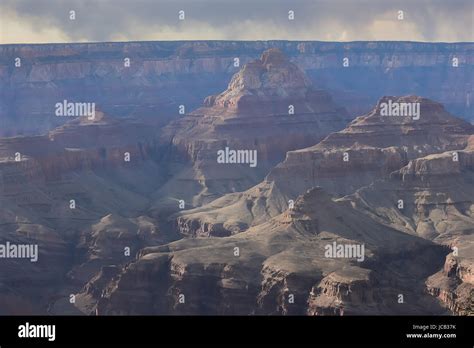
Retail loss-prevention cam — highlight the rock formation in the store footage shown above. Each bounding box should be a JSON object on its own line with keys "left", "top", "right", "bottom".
{"left": 1, "top": 41, "right": 472, "bottom": 136}
{"left": 174, "top": 96, "right": 474, "bottom": 237}
{"left": 1, "top": 41, "right": 473, "bottom": 316}
{"left": 344, "top": 136, "right": 474, "bottom": 314}
{"left": 84, "top": 188, "right": 448, "bottom": 315}
{"left": 84, "top": 96, "right": 473, "bottom": 315}
{"left": 153, "top": 48, "right": 350, "bottom": 210}
{"left": 0, "top": 112, "right": 169, "bottom": 313}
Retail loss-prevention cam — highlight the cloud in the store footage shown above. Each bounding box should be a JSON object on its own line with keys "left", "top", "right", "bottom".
{"left": 0, "top": 0, "right": 472, "bottom": 44}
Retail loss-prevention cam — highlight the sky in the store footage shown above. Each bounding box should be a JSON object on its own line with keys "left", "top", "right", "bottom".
{"left": 0, "top": 0, "right": 473, "bottom": 44}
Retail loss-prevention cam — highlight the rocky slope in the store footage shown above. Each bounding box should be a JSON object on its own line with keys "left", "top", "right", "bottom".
{"left": 344, "top": 136, "right": 474, "bottom": 314}
{"left": 0, "top": 113, "right": 173, "bottom": 313}
{"left": 79, "top": 126, "right": 473, "bottom": 316}
{"left": 152, "top": 48, "right": 350, "bottom": 211}
{"left": 78, "top": 187, "right": 448, "bottom": 315}
{"left": 174, "top": 96, "right": 474, "bottom": 237}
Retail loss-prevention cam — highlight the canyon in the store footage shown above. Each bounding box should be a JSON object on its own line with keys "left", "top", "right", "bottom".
{"left": 0, "top": 43, "right": 472, "bottom": 316}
